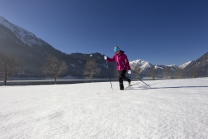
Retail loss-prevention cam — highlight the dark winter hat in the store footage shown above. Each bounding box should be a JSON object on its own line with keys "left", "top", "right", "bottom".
{"left": 114, "top": 46, "right": 120, "bottom": 52}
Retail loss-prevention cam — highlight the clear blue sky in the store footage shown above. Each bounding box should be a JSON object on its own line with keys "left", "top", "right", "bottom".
{"left": 0, "top": 0, "right": 207, "bottom": 65}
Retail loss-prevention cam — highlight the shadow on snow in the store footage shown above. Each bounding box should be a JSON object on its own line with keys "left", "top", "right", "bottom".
{"left": 128, "top": 85, "right": 208, "bottom": 90}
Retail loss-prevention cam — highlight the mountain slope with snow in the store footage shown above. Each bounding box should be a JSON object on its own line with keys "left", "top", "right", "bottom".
{"left": 184, "top": 52, "right": 208, "bottom": 76}
{"left": 0, "top": 78, "right": 208, "bottom": 139}
{"left": 129, "top": 59, "right": 181, "bottom": 77}
{"left": 130, "top": 59, "right": 192, "bottom": 71}
{"left": 130, "top": 59, "right": 153, "bottom": 71}
{"left": 179, "top": 61, "right": 192, "bottom": 69}
{"left": 0, "top": 16, "right": 45, "bottom": 47}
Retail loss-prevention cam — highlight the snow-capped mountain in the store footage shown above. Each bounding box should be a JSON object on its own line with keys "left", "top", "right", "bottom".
{"left": 130, "top": 59, "right": 179, "bottom": 71}
{"left": 0, "top": 16, "right": 66, "bottom": 76}
{"left": 130, "top": 59, "right": 153, "bottom": 71}
{"left": 130, "top": 59, "right": 190, "bottom": 71}
{"left": 129, "top": 59, "right": 181, "bottom": 78}
{"left": 129, "top": 55, "right": 208, "bottom": 78}
{"left": 129, "top": 59, "right": 199, "bottom": 78}
{"left": 0, "top": 16, "right": 45, "bottom": 47}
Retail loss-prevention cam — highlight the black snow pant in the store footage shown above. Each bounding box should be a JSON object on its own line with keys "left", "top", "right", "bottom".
{"left": 118, "top": 70, "right": 131, "bottom": 90}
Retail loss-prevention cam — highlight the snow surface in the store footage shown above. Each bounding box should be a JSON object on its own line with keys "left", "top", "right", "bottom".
{"left": 1, "top": 78, "right": 208, "bottom": 139}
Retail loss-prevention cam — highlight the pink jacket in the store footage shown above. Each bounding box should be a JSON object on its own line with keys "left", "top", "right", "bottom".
{"left": 107, "top": 51, "right": 131, "bottom": 71}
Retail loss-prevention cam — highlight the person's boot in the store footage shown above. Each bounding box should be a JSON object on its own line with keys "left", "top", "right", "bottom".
{"left": 128, "top": 79, "right": 131, "bottom": 86}
{"left": 120, "top": 83, "right": 124, "bottom": 90}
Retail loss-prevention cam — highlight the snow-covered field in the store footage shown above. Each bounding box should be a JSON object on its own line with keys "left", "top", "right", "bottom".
{"left": 1, "top": 78, "right": 208, "bottom": 139}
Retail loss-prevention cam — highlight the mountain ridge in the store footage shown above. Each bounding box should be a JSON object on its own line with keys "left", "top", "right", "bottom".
{"left": 0, "top": 16, "right": 207, "bottom": 78}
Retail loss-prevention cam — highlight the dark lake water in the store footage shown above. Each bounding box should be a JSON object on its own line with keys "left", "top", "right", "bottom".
{"left": 0, "top": 78, "right": 118, "bottom": 86}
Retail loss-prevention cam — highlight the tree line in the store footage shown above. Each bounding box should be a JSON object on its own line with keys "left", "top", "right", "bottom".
{"left": 0, "top": 52, "right": 101, "bottom": 85}
{"left": 0, "top": 52, "right": 207, "bottom": 85}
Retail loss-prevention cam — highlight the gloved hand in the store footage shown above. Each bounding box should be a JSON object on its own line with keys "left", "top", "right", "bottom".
{"left": 104, "top": 56, "right": 107, "bottom": 60}
{"left": 128, "top": 70, "right": 131, "bottom": 74}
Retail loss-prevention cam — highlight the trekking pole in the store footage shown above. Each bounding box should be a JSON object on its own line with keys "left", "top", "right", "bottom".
{"left": 138, "top": 78, "right": 151, "bottom": 88}
{"left": 106, "top": 60, "right": 113, "bottom": 90}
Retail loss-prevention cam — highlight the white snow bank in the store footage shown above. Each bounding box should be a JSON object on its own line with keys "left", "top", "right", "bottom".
{"left": 0, "top": 78, "right": 208, "bottom": 139}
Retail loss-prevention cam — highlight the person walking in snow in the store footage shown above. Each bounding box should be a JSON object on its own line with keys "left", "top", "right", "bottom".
{"left": 104, "top": 46, "right": 131, "bottom": 90}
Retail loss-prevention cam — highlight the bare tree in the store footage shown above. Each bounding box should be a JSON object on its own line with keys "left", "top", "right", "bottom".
{"left": 206, "top": 69, "right": 208, "bottom": 77}
{"left": 163, "top": 67, "right": 169, "bottom": 79}
{"left": 83, "top": 59, "right": 101, "bottom": 82}
{"left": 42, "top": 55, "right": 68, "bottom": 84}
{"left": 0, "top": 52, "right": 21, "bottom": 85}
{"left": 176, "top": 68, "right": 183, "bottom": 79}
{"left": 150, "top": 66, "right": 157, "bottom": 80}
